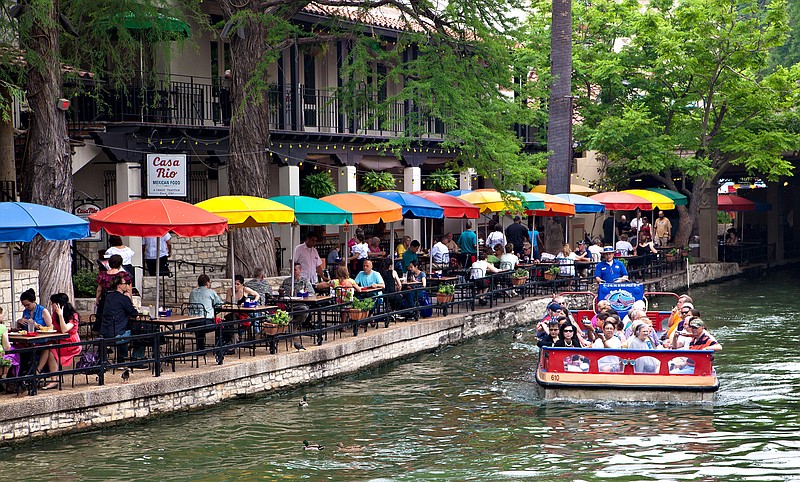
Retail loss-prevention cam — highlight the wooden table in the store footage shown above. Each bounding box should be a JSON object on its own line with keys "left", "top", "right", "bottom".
{"left": 9, "top": 331, "right": 69, "bottom": 343}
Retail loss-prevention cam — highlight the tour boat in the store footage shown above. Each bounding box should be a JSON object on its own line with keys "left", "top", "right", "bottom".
{"left": 534, "top": 346, "right": 719, "bottom": 403}
{"left": 534, "top": 288, "right": 719, "bottom": 402}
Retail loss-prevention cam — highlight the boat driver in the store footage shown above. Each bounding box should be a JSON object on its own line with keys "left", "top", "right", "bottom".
{"left": 594, "top": 247, "right": 629, "bottom": 284}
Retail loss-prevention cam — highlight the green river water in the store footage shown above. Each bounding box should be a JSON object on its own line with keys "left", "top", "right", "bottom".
{"left": 2, "top": 269, "right": 799, "bottom": 481}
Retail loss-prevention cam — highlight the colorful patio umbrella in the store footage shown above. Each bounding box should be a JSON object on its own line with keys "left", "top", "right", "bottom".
{"left": 90, "top": 199, "right": 229, "bottom": 316}
{"left": 525, "top": 192, "right": 576, "bottom": 216}
{"left": 589, "top": 192, "right": 653, "bottom": 245}
{"left": 457, "top": 189, "right": 518, "bottom": 213}
{"left": 554, "top": 193, "right": 605, "bottom": 214}
{"left": 196, "top": 196, "right": 295, "bottom": 297}
{"left": 622, "top": 189, "right": 676, "bottom": 210}
{"left": 718, "top": 194, "right": 756, "bottom": 212}
{"left": 508, "top": 191, "right": 547, "bottom": 212}
{"left": 589, "top": 192, "right": 653, "bottom": 211}
{"left": 644, "top": 188, "right": 688, "bottom": 207}
{"left": 0, "top": 202, "right": 90, "bottom": 322}
{"left": 409, "top": 191, "right": 480, "bottom": 219}
{"left": 270, "top": 196, "right": 352, "bottom": 225}
{"left": 320, "top": 193, "right": 403, "bottom": 224}
{"left": 444, "top": 189, "right": 473, "bottom": 197}
{"left": 371, "top": 191, "right": 444, "bottom": 219}
{"left": 531, "top": 183, "right": 597, "bottom": 195}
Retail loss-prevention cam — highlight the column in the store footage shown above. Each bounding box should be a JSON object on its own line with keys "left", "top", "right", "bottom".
{"left": 698, "top": 186, "right": 717, "bottom": 262}
{"left": 338, "top": 165, "right": 356, "bottom": 192}
{"left": 459, "top": 168, "right": 474, "bottom": 191}
{"left": 767, "top": 180, "right": 784, "bottom": 262}
{"left": 116, "top": 161, "right": 144, "bottom": 287}
{"left": 275, "top": 165, "right": 301, "bottom": 272}
{"left": 403, "top": 167, "right": 421, "bottom": 242}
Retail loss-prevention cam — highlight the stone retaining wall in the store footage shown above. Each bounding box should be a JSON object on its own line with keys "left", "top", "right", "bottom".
{"left": 0, "top": 269, "right": 39, "bottom": 326}
{"left": 0, "top": 297, "right": 548, "bottom": 445}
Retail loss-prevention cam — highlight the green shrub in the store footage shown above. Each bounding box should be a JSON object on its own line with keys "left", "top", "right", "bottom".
{"left": 73, "top": 268, "right": 98, "bottom": 298}
{"left": 351, "top": 297, "right": 375, "bottom": 311}
{"left": 437, "top": 284, "right": 455, "bottom": 294}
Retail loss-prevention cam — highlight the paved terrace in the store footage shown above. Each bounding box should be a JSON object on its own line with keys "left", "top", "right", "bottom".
{"left": 0, "top": 261, "right": 742, "bottom": 445}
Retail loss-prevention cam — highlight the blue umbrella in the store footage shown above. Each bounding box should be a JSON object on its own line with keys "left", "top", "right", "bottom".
{"left": 371, "top": 191, "right": 444, "bottom": 219}
{"left": 444, "top": 189, "right": 473, "bottom": 197}
{"left": 555, "top": 193, "right": 605, "bottom": 214}
{"left": 0, "top": 202, "right": 90, "bottom": 321}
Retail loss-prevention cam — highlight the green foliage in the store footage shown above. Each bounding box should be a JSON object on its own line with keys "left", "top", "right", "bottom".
{"left": 271, "top": 309, "right": 291, "bottom": 326}
{"left": 351, "top": 297, "right": 375, "bottom": 312}
{"left": 437, "top": 284, "right": 455, "bottom": 295}
{"left": 513, "top": 268, "right": 529, "bottom": 278}
{"left": 72, "top": 269, "right": 98, "bottom": 298}
{"left": 425, "top": 169, "right": 458, "bottom": 192}
{"left": 717, "top": 211, "right": 733, "bottom": 224}
{"left": 361, "top": 171, "right": 395, "bottom": 192}
{"left": 546, "top": 266, "right": 560, "bottom": 275}
{"left": 302, "top": 171, "right": 336, "bottom": 198}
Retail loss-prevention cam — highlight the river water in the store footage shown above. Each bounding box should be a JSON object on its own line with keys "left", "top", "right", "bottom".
{"left": 3, "top": 269, "right": 800, "bottom": 481}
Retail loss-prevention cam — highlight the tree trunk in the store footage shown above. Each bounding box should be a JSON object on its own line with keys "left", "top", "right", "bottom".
{"left": 20, "top": 0, "right": 74, "bottom": 299}
{"left": 219, "top": 2, "right": 306, "bottom": 277}
{"left": 543, "top": 217, "right": 565, "bottom": 256}
{"left": 546, "top": 0, "right": 572, "bottom": 196}
{"left": 0, "top": 88, "right": 16, "bottom": 191}
{"left": 674, "top": 178, "right": 708, "bottom": 248}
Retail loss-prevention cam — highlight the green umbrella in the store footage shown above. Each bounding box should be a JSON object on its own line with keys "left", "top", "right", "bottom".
{"left": 644, "top": 188, "right": 688, "bottom": 207}
{"left": 104, "top": 11, "right": 191, "bottom": 39}
{"left": 271, "top": 196, "right": 352, "bottom": 225}
{"left": 509, "top": 191, "right": 546, "bottom": 212}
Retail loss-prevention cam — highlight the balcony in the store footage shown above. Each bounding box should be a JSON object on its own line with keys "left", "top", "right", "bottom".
{"left": 65, "top": 74, "right": 537, "bottom": 143}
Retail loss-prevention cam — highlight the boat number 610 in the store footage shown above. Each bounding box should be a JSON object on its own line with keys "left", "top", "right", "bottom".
{"left": 549, "top": 374, "right": 560, "bottom": 381}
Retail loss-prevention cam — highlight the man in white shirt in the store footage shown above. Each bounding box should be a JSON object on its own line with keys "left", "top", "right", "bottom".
{"left": 498, "top": 243, "right": 519, "bottom": 269}
{"left": 587, "top": 238, "right": 603, "bottom": 262}
{"left": 430, "top": 235, "right": 450, "bottom": 269}
{"left": 143, "top": 233, "right": 172, "bottom": 276}
{"left": 615, "top": 234, "right": 634, "bottom": 256}
{"left": 294, "top": 233, "right": 326, "bottom": 284}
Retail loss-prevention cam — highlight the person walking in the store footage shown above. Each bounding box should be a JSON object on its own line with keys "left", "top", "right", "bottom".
{"left": 458, "top": 221, "right": 478, "bottom": 268}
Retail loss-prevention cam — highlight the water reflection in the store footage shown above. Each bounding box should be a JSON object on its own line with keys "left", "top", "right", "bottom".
{"left": 2, "top": 270, "right": 800, "bottom": 481}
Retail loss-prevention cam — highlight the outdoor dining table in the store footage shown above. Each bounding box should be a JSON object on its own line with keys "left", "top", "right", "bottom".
{"left": 8, "top": 331, "right": 70, "bottom": 395}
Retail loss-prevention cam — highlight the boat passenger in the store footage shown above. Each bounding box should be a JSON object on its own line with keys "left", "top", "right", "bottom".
{"left": 536, "top": 321, "right": 560, "bottom": 348}
{"left": 686, "top": 318, "right": 722, "bottom": 351}
{"left": 626, "top": 323, "right": 660, "bottom": 373}
{"left": 536, "top": 302, "right": 565, "bottom": 339}
{"left": 554, "top": 323, "right": 581, "bottom": 348}
{"left": 592, "top": 320, "right": 622, "bottom": 349}
{"left": 590, "top": 300, "right": 612, "bottom": 329}
{"left": 667, "top": 295, "right": 694, "bottom": 337}
{"left": 669, "top": 306, "right": 699, "bottom": 348}
{"left": 612, "top": 315, "right": 626, "bottom": 342}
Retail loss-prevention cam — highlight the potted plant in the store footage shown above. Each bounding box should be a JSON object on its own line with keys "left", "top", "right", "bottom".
{"left": 436, "top": 284, "right": 455, "bottom": 303}
{"left": 665, "top": 248, "right": 678, "bottom": 262}
{"left": 361, "top": 171, "right": 395, "bottom": 192}
{"left": 512, "top": 268, "right": 529, "bottom": 286}
{"left": 347, "top": 297, "right": 375, "bottom": 321}
{"left": 424, "top": 168, "right": 458, "bottom": 192}
{"left": 543, "top": 266, "right": 560, "bottom": 281}
{"left": 263, "top": 309, "right": 291, "bottom": 336}
{"left": 302, "top": 171, "right": 336, "bottom": 198}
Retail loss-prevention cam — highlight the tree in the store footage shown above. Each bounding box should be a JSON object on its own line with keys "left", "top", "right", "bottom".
{"left": 1, "top": 1, "right": 201, "bottom": 298}
{"left": 217, "top": 0, "right": 548, "bottom": 276}
{"left": 530, "top": 0, "right": 799, "bottom": 248}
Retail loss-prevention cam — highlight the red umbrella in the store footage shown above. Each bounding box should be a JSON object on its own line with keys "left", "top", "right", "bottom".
{"left": 89, "top": 199, "right": 229, "bottom": 237}
{"left": 89, "top": 199, "right": 228, "bottom": 315}
{"left": 589, "top": 192, "right": 653, "bottom": 211}
{"left": 718, "top": 194, "right": 756, "bottom": 212}
{"left": 409, "top": 190, "right": 480, "bottom": 218}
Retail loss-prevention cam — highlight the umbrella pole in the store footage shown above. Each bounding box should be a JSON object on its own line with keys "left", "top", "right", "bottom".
{"left": 613, "top": 213, "right": 616, "bottom": 247}
{"left": 9, "top": 244, "right": 15, "bottom": 323}
{"left": 390, "top": 222, "right": 395, "bottom": 270}
{"left": 155, "top": 240, "right": 161, "bottom": 315}
{"left": 290, "top": 225, "right": 295, "bottom": 296}
{"left": 229, "top": 228, "right": 236, "bottom": 302}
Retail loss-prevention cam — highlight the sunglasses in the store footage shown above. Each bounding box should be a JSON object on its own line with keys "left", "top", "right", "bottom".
{"left": 681, "top": 310, "right": 690, "bottom": 314}
{"left": 562, "top": 329, "right": 574, "bottom": 333}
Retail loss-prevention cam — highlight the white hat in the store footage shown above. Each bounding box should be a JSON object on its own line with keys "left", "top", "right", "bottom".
{"left": 602, "top": 246, "right": 615, "bottom": 253}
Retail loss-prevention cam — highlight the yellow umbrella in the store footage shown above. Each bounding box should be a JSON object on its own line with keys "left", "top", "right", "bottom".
{"left": 195, "top": 195, "right": 295, "bottom": 226}
{"left": 532, "top": 183, "right": 597, "bottom": 195}
{"left": 622, "top": 189, "right": 676, "bottom": 210}
{"left": 196, "top": 195, "right": 295, "bottom": 295}
{"left": 458, "top": 189, "right": 517, "bottom": 213}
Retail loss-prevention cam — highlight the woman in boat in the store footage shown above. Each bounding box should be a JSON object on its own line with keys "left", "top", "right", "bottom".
{"left": 554, "top": 323, "right": 582, "bottom": 348}
{"left": 592, "top": 320, "right": 622, "bottom": 349}
{"left": 590, "top": 300, "right": 612, "bottom": 329}
{"left": 626, "top": 323, "right": 660, "bottom": 373}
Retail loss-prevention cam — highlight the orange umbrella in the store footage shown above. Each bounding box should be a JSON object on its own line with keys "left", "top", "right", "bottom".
{"left": 526, "top": 192, "right": 576, "bottom": 216}
{"left": 320, "top": 193, "right": 403, "bottom": 224}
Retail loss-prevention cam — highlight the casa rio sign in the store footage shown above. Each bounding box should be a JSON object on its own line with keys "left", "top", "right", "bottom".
{"left": 147, "top": 153, "right": 187, "bottom": 197}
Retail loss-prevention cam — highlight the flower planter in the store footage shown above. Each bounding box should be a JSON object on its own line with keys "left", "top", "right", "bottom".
{"left": 436, "top": 293, "right": 454, "bottom": 304}
{"left": 262, "top": 323, "right": 288, "bottom": 336}
{"left": 665, "top": 254, "right": 675, "bottom": 262}
{"left": 543, "top": 272, "right": 557, "bottom": 281}
{"left": 511, "top": 276, "right": 528, "bottom": 286}
{"left": 346, "top": 309, "right": 369, "bottom": 321}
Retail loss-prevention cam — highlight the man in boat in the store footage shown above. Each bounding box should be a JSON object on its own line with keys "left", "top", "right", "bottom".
{"left": 686, "top": 318, "right": 722, "bottom": 351}
{"left": 666, "top": 295, "right": 694, "bottom": 338}
{"left": 594, "top": 247, "right": 629, "bottom": 284}
{"left": 535, "top": 302, "right": 565, "bottom": 339}
{"left": 537, "top": 321, "right": 560, "bottom": 348}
